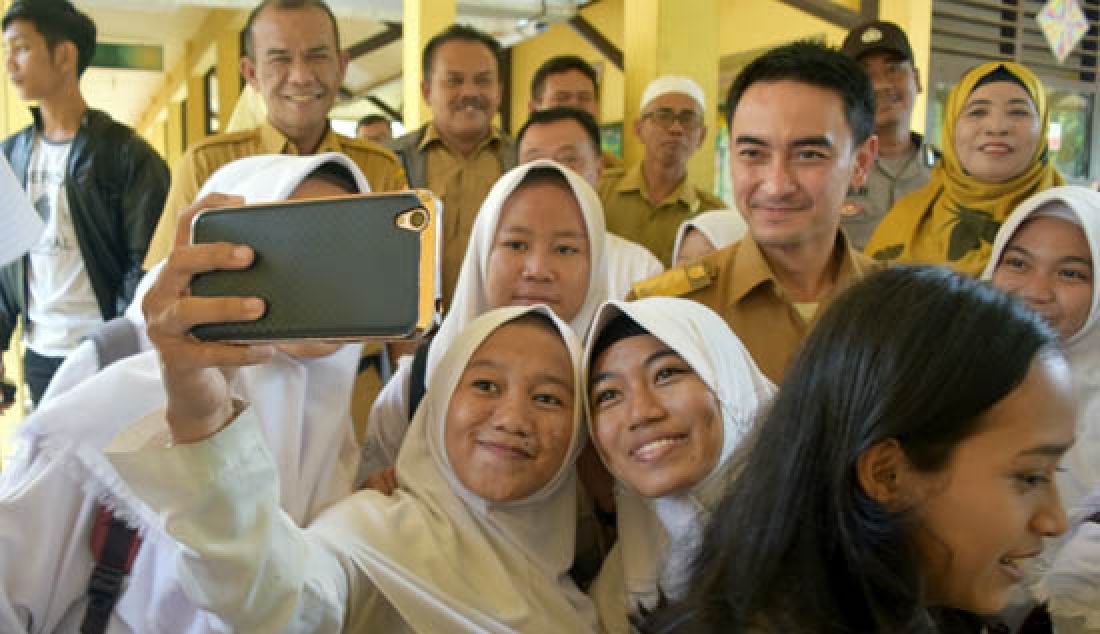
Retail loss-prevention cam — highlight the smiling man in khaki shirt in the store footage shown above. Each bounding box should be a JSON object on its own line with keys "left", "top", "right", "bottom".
{"left": 633, "top": 41, "right": 882, "bottom": 383}
{"left": 600, "top": 76, "right": 724, "bottom": 267}
{"left": 388, "top": 24, "right": 515, "bottom": 308}
{"left": 143, "top": 0, "right": 406, "bottom": 268}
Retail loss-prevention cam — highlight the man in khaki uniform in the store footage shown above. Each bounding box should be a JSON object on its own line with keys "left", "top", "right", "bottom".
{"left": 388, "top": 24, "right": 515, "bottom": 308}
{"left": 528, "top": 54, "right": 622, "bottom": 171}
{"left": 633, "top": 41, "right": 882, "bottom": 383}
{"left": 599, "top": 75, "right": 724, "bottom": 267}
{"left": 143, "top": 0, "right": 406, "bottom": 268}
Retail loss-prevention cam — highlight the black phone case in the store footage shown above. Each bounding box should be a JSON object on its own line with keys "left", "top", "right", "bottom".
{"left": 189, "top": 192, "right": 438, "bottom": 342}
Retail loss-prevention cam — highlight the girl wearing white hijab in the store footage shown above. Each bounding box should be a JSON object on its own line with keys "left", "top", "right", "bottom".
{"left": 582, "top": 297, "right": 775, "bottom": 632}
{"left": 981, "top": 185, "right": 1100, "bottom": 633}
{"left": 361, "top": 158, "right": 610, "bottom": 482}
{"left": 0, "top": 153, "right": 367, "bottom": 633}
{"left": 95, "top": 305, "right": 599, "bottom": 632}
{"left": 671, "top": 209, "right": 748, "bottom": 267}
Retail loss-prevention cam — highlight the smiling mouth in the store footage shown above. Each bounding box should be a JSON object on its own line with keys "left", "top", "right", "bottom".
{"left": 476, "top": 439, "right": 533, "bottom": 460}
{"left": 285, "top": 94, "right": 322, "bottom": 103}
{"left": 513, "top": 295, "right": 558, "bottom": 305}
{"left": 980, "top": 143, "right": 1014, "bottom": 156}
{"left": 998, "top": 553, "right": 1039, "bottom": 582}
{"left": 631, "top": 434, "right": 688, "bottom": 462}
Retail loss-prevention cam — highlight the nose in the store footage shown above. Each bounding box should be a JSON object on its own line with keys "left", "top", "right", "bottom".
{"left": 761, "top": 157, "right": 797, "bottom": 198}
{"left": 627, "top": 384, "right": 666, "bottom": 431}
{"left": 491, "top": 392, "right": 534, "bottom": 437}
{"left": 286, "top": 55, "right": 313, "bottom": 85}
{"left": 986, "top": 109, "right": 1011, "bottom": 136}
{"left": 1017, "top": 272, "right": 1056, "bottom": 306}
{"left": 521, "top": 249, "right": 553, "bottom": 281}
{"left": 1032, "top": 487, "right": 1069, "bottom": 538}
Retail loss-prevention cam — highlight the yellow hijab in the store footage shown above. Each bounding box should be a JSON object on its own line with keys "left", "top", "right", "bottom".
{"left": 864, "top": 61, "right": 1064, "bottom": 275}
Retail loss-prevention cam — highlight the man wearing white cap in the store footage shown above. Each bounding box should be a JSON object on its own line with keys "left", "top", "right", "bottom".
{"left": 598, "top": 75, "right": 724, "bottom": 266}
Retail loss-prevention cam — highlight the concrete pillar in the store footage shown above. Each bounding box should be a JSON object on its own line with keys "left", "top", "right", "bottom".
{"left": 623, "top": 0, "right": 720, "bottom": 190}
{"left": 879, "top": 0, "right": 933, "bottom": 134}
{"left": 402, "top": 0, "right": 456, "bottom": 130}
{"left": 216, "top": 28, "right": 241, "bottom": 133}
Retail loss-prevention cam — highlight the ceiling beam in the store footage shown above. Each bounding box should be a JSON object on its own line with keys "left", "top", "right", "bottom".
{"left": 367, "top": 96, "right": 403, "bottom": 123}
{"left": 346, "top": 22, "right": 403, "bottom": 61}
{"left": 775, "top": 0, "right": 878, "bottom": 30}
{"left": 567, "top": 14, "right": 623, "bottom": 71}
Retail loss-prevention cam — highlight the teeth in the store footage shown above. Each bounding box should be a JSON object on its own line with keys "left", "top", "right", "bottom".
{"left": 634, "top": 436, "right": 683, "bottom": 460}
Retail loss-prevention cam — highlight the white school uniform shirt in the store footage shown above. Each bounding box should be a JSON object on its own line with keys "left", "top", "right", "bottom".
{"left": 583, "top": 298, "right": 775, "bottom": 633}
{"left": 98, "top": 305, "right": 599, "bottom": 633}
{"left": 983, "top": 186, "right": 1100, "bottom": 631}
{"left": 0, "top": 153, "right": 371, "bottom": 633}
{"left": 361, "top": 159, "right": 611, "bottom": 478}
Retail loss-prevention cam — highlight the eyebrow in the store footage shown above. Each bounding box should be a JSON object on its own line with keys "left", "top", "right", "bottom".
{"left": 1004, "top": 245, "right": 1093, "bottom": 267}
{"left": 965, "top": 98, "right": 1034, "bottom": 108}
{"left": 1017, "top": 441, "right": 1075, "bottom": 458}
{"left": 590, "top": 346, "right": 679, "bottom": 386}
{"left": 466, "top": 359, "right": 573, "bottom": 391}
{"left": 498, "top": 225, "right": 586, "bottom": 239}
{"left": 734, "top": 135, "right": 832, "bottom": 149}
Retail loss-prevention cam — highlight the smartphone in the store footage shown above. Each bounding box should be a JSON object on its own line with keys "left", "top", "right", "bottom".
{"left": 189, "top": 190, "right": 440, "bottom": 343}
{"left": 0, "top": 381, "right": 16, "bottom": 406}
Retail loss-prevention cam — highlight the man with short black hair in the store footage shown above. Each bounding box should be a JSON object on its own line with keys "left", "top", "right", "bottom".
{"left": 0, "top": 0, "right": 169, "bottom": 404}
{"left": 632, "top": 40, "right": 883, "bottom": 382}
{"left": 516, "top": 107, "right": 662, "bottom": 297}
{"left": 389, "top": 23, "right": 515, "bottom": 306}
{"left": 840, "top": 20, "right": 936, "bottom": 250}
{"left": 142, "top": 0, "right": 406, "bottom": 268}
{"left": 356, "top": 114, "right": 392, "bottom": 144}
{"left": 529, "top": 54, "right": 622, "bottom": 170}
{"left": 599, "top": 75, "right": 725, "bottom": 266}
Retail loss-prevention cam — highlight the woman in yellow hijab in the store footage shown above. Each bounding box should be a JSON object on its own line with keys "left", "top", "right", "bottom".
{"left": 865, "top": 62, "right": 1063, "bottom": 275}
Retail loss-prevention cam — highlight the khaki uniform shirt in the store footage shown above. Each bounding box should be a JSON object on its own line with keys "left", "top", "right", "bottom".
{"left": 841, "top": 132, "right": 937, "bottom": 251}
{"left": 632, "top": 232, "right": 882, "bottom": 382}
{"left": 143, "top": 122, "right": 407, "bottom": 268}
{"left": 599, "top": 163, "right": 724, "bottom": 267}
{"left": 418, "top": 124, "right": 508, "bottom": 308}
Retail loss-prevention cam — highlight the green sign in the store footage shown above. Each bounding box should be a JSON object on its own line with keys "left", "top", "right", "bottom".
{"left": 91, "top": 43, "right": 163, "bottom": 71}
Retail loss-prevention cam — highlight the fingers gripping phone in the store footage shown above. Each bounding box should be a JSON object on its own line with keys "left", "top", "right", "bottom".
{"left": 189, "top": 190, "right": 441, "bottom": 343}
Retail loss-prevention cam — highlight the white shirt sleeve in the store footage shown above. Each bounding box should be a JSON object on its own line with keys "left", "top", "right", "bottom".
{"left": 38, "top": 339, "right": 100, "bottom": 404}
{"left": 106, "top": 407, "right": 366, "bottom": 633}
{"left": 0, "top": 437, "right": 103, "bottom": 633}
{"left": 359, "top": 357, "right": 413, "bottom": 483}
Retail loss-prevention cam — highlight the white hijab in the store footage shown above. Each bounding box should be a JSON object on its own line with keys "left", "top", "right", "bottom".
{"left": 425, "top": 159, "right": 609, "bottom": 378}
{"left": 671, "top": 209, "right": 747, "bottom": 264}
{"left": 983, "top": 186, "right": 1100, "bottom": 627}
{"left": 315, "top": 304, "right": 599, "bottom": 632}
{"left": 16, "top": 153, "right": 369, "bottom": 633}
{"left": 583, "top": 298, "right": 775, "bottom": 629}
{"left": 981, "top": 185, "right": 1100, "bottom": 512}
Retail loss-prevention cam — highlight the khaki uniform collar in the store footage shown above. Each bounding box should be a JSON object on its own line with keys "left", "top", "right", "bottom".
{"left": 616, "top": 163, "right": 698, "bottom": 208}
{"left": 419, "top": 121, "right": 501, "bottom": 154}
{"left": 259, "top": 120, "right": 344, "bottom": 155}
{"left": 728, "top": 231, "right": 862, "bottom": 308}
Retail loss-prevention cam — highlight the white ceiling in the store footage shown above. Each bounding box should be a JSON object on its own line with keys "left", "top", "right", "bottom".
{"left": 68, "top": 0, "right": 588, "bottom": 128}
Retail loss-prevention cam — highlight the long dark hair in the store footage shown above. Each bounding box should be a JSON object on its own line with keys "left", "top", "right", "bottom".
{"left": 645, "top": 266, "right": 1059, "bottom": 633}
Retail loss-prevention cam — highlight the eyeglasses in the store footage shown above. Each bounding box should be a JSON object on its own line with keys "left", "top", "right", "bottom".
{"left": 642, "top": 108, "right": 703, "bottom": 130}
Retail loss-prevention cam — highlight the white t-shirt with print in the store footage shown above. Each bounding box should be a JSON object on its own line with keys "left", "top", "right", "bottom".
{"left": 25, "top": 135, "right": 102, "bottom": 357}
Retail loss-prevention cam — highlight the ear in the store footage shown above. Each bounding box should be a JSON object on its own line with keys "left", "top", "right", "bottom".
{"left": 849, "top": 134, "right": 879, "bottom": 189}
{"left": 695, "top": 123, "right": 708, "bottom": 150}
{"left": 420, "top": 77, "right": 431, "bottom": 103}
{"left": 240, "top": 56, "right": 259, "bottom": 89}
{"left": 633, "top": 117, "right": 644, "bottom": 139}
{"left": 856, "top": 438, "right": 912, "bottom": 508}
{"left": 914, "top": 67, "right": 923, "bottom": 95}
{"left": 528, "top": 99, "right": 538, "bottom": 113}
{"left": 337, "top": 50, "right": 350, "bottom": 83}
{"left": 56, "top": 41, "right": 78, "bottom": 79}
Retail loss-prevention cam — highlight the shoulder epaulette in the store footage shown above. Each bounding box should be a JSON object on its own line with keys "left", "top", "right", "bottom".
{"left": 631, "top": 261, "right": 714, "bottom": 298}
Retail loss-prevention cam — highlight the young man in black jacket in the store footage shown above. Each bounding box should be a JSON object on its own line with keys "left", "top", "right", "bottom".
{"left": 0, "top": 0, "right": 169, "bottom": 405}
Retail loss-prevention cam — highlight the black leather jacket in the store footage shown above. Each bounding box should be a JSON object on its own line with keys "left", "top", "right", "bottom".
{"left": 0, "top": 107, "right": 169, "bottom": 351}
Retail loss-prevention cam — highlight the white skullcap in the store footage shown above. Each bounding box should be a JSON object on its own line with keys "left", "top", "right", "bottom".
{"left": 639, "top": 75, "right": 705, "bottom": 112}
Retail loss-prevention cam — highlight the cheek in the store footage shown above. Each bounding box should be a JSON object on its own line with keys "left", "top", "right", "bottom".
{"left": 1062, "top": 285, "right": 1094, "bottom": 332}
{"left": 485, "top": 252, "right": 519, "bottom": 303}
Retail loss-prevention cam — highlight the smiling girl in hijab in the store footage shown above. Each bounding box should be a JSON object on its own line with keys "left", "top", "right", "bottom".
{"left": 0, "top": 153, "right": 369, "bottom": 632}
{"left": 361, "top": 159, "right": 610, "bottom": 482}
{"left": 92, "top": 305, "right": 599, "bottom": 632}
{"left": 866, "top": 62, "right": 1063, "bottom": 275}
{"left": 981, "top": 185, "right": 1100, "bottom": 632}
{"left": 583, "top": 297, "right": 775, "bottom": 632}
